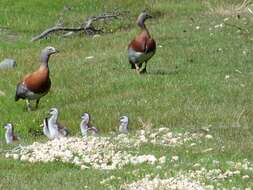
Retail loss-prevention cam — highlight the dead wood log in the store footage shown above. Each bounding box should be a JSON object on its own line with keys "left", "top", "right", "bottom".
{"left": 31, "top": 26, "right": 83, "bottom": 42}
{"left": 31, "top": 11, "right": 127, "bottom": 42}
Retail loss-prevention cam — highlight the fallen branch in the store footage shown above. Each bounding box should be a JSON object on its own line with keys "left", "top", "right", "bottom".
{"left": 224, "top": 22, "right": 246, "bottom": 31}
{"left": 31, "top": 11, "right": 127, "bottom": 42}
{"left": 31, "top": 26, "right": 83, "bottom": 42}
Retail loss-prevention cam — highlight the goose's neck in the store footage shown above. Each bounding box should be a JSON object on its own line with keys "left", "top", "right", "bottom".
{"left": 139, "top": 21, "right": 150, "bottom": 37}
{"left": 40, "top": 53, "right": 50, "bottom": 68}
{"left": 6, "top": 128, "right": 12, "bottom": 136}
{"left": 120, "top": 123, "right": 127, "bottom": 129}
{"left": 138, "top": 19, "right": 146, "bottom": 30}
{"left": 80, "top": 120, "right": 89, "bottom": 129}
{"left": 49, "top": 114, "right": 58, "bottom": 124}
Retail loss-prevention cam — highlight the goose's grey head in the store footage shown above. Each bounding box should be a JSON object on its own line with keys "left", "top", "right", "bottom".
{"left": 81, "top": 113, "right": 90, "bottom": 124}
{"left": 3, "top": 123, "right": 13, "bottom": 131}
{"left": 120, "top": 116, "right": 129, "bottom": 125}
{"left": 137, "top": 12, "right": 152, "bottom": 27}
{"left": 49, "top": 108, "right": 59, "bottom": 117}
{"left": 41, "top": 46, "right": 59, "bottom": 64}
{"left": 42, "top": 46, "right": 59, "bottom": 56}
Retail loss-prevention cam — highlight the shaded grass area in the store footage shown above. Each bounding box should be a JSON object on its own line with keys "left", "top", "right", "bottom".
{"left": 0, "top": 0, "right": 253, "bottom": 189}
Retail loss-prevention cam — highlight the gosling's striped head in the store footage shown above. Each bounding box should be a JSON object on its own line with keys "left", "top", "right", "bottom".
{"left": 119, "top": 116, "right": 129, "bottom": 126}
{"left": 3, "top": 123, "right": 13, "bottom": 131}
{"left": 119, "top": 116, "right": 129, "bottom": 134}
{"left": 49, "top": 107, "right": 59, "bottom": 116}
{"left": 81, "top": 112, "right": 90, "bottom": 124}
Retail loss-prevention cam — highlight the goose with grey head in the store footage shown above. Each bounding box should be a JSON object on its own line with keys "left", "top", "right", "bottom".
{"left": 128, "top": 12, "right": 156, "bottom": 74}
{"left": 15, "top": 46, "right": 59, "bottom": 111}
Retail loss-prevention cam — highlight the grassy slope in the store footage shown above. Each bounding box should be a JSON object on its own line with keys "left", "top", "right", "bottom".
{"left": 0, "top": 0, "right": 253, "bottom": 189}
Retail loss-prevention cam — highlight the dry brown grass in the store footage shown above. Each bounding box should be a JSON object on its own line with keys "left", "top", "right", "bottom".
{"left": 137, "top": 117, "right": 153, "bottom": 130}
{"left": 205, "top": 0, "right": 253, "bottom": 16}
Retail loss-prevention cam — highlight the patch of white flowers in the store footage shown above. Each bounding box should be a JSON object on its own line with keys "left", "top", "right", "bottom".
{"left": 4, "top": 126, "right": 252, "bottom": 189}
{"left": 130, "top": 155, "right": 157, "bottom": 165}
{"left": 122, "top": 158, "right": 253, "bottom": 190}
{"left": 6, "top": 137, "right": 128, "bottom": 170}
{"left": 4, "top": 128, "right": 208, "bottom": 170}
{"left": 122, "top": 175, "right": 206, "bottom": 190}
{"left": 114, "top": 127, "right": 205, "bottom": 148}
{"left": 178, "top": 159, "right": 253, "bottom": 190}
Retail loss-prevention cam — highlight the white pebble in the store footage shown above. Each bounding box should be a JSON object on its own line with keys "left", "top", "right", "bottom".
{"left": 242, "top": 175, "right": 249, "bottom": 180}
{"left": 171, "top": 156, "right": 179, "bottom": 162}
{"left": 225, "top": 75, "right": 230, "bottom": 79}
{"left": 80, "top": 165, "right": 89, "bottom": 170}
{"left": 85, "top": 56, "right": 94, "bottom": 60}
{"left": 13, "top": 154, "right": 19, "bottom": 160}
{"left": 5, "top": 153, "right": 10, "bottom": 158}
{"left": 205, "top": 134, "right": 213, "bottom": 139}
{"left": 159, "top": 156, "right": 166, "bottom": 164}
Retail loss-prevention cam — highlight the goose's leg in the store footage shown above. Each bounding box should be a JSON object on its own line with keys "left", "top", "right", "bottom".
{"left": 135, "top": 63, "right": 140, "bottom": 74}
{"left": 26, "top": 99, "right": 32, "bottom": 111}
{"left": 35, "top": 99, "right": 40, "bottom": 109}
{"left": 140, "top": 61, "right": 147, "bottom": 74}
{"left": 131, "top": 62, "right": 135, "bottom": 69}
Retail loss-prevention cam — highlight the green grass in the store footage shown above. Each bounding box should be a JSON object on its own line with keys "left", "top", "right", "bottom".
{"left": 0, "top": 0, "right": 253, "bottom": 189}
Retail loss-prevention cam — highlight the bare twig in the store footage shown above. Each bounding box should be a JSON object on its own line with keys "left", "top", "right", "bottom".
{"left": 236, "top": 0, "right": 253, "bottom": 11}
{"left": 31, "top": 10, "right": 127, "bottom": 42}
{"left": 224, "top": 22, "right": 249, "bottom": 33}
{"left": 0, "top": 144, "right": 23, "bottom": 154}
{"left": 236, "top": 108, "right": 245, "bottom": 124}
{"left": 231, "top": 108, "right": 246, "bottom": 128}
